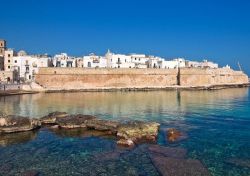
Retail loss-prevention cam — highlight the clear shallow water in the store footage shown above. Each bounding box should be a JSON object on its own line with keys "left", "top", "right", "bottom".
{"left": 0, "top": 88, "right": 250, "bottom": 175}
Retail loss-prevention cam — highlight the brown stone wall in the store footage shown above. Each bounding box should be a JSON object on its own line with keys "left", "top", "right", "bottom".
{"left": 179, "top": 68, "right": 249, "bottom": 86}
{"left": 34, "top": 68, "right": 249, "bottom": 90}
{"left": 35, "top": 68, "right": 178, "bottom": 90}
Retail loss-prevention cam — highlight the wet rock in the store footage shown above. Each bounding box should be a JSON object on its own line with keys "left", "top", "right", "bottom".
{"left": 147, "top": 144, "right": 187, "bottom": 158}
{"left": 117, "top": 121, "right": 160, "bottom": 144}
{"left": 167, "top": 128, "right": 188, "bottom": 143}
{"left": 0, "top": 115, "right": 41, "bottom": 134}
{"left": 20, "top": 170, "right": 40, "bottom": 176}
{"left": 40, "top": 111, "right": 68, "bottom": 124}
{"left": 150, "top": 155, "right": 210, "bottom": 176}
{"left": 226, "top": 158, "right": 250, "bottom": 168}
{"left": 56, "top": 114, "right": 96, "bottom": 129}
{"left": 117, "top": 139, "right": 135, "bottom": 147}
{"left": 49, "top": 125, "right": 59, "bottom": 129}
{"left": 0, "top": 130, "right": 37, "bottom": 146}
{"left": 51, "top": 128, "right": 116, "bottom": 139}
{"left": 85, "top": 119, "right": 120, "bottom": 133}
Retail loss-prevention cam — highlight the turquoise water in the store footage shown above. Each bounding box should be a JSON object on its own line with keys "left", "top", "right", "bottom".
{"left": 0, "top": 88, "right": 250, "bottom": 175}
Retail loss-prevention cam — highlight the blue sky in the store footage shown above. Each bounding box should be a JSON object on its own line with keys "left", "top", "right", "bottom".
{"left": 0, "top": 0, "right": 250, "bottom": 75}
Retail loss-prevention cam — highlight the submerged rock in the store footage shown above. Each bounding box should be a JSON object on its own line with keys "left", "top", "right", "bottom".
{"left": 226, "top": 158, "right": 250, "bottom": 168}
{"left": 40, "top": 111, "right": 68, "bottom": 124}
{"left": 85, "top": 119, "right": 120, "bottom": 133}
{"left": 56, "top": 114, "right": 96, "bottom": 129}
{"left": 150, "top": 154, "right": 210, "bottom": 176}
{"left": 93, "top": 149, "right": 127, "bottom": 161}
{"left": 0, "top": 115, "right": 41, "bottom": 134}
{"left": 20, "top": 170, "right": 40, "bottom": 176}
{"left": 117, "top": 121, "right": 160, "bottom": 146}
{"left": 166, "top": 128, "right": 188, "bottom": 143}
{"left": 147, "top": 144, "right": 187, "bottom": 158}
{"left": 0, "top": 163, "right": 13, "bottom": 175}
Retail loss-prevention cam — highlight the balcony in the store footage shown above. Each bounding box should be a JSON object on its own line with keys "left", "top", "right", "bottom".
{"left": 116, "top": 61, "right": 122, "bottom": 64}
{"left": 93, "top": 59, "right": 100, "bottom": 63}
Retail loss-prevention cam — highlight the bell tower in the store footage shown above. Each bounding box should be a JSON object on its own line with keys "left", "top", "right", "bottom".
{"left": 0, "top": 39, "right": 7, "bottom": 56}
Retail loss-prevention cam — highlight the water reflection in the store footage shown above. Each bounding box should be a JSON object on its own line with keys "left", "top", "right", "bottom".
{"left": 0, "top": 88, "right": 248, "bottom": 122}
{"left": 0, "top": 130, "right": 38, "bottom": 147}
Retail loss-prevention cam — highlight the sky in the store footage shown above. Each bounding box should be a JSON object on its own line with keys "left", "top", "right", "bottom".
{"left": 0, "top": 0, "right": 250, "bottom": 75}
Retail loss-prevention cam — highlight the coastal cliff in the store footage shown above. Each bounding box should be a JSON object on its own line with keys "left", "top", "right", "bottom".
{"left": 34, "top": 68, "right": 249, "bottom": 91}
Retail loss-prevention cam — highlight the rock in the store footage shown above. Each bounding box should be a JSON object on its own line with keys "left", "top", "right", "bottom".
{"left": 56, "top": 114, "right": 96, "bottom": 129}
{"left": 50, "top": 128, "right": 116, "bottom": 139}
{"left": 117, "top": 139, "right": 135, "bottom": 147}
{"left": 117, "top": 121, "right": 160, "bottom": 144}
{"left": 0, "top": 115, "right": 41, "bottom": 134}
{"left": 167, "top": 128, "right": 188, "bottom": 143}
{"left": 20, "top": 170, "right": 40, "bottom": 176}
{"left": 93, "top": 150, "right": 126, "bottom": 161}
{"left": 49, "top": 125, "right": 59, "bottom": 129}
{"left": 40, "top": 111, "right": 68, "bottom": 124}
{"left": 147, "top": 144, "right": 187, "bottom": 158}
{"left": 226, "top": 158, "right": 250, "bottom": 168}
{"left": 150, "top": 154, "right": 210, "bottom": 176}
{"left": 0, "top": 130, "right": 37, "bottom": 147}
{"left": 85, "top": 119, "right": 120, "bottom": 133}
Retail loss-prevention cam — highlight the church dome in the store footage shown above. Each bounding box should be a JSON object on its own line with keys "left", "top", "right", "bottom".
{"left": 18, "top": 50, "right": 27, "bottom": 56}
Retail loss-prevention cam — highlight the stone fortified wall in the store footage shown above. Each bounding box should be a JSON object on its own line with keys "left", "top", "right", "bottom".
{"left": 179, "top": 68, "right": 249, "bottom": 86}
{"left": 34, "top": 68, "right": 249, "bottom": 91}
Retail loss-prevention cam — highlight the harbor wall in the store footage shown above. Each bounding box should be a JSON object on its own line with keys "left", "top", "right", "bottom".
{"left": 34, "top": 68, "right": 249, "bottom": 90}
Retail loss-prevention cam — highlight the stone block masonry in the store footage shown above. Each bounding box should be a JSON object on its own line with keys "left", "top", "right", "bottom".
{"left": 34, "top": 68, "right": 249, "bottom": 91}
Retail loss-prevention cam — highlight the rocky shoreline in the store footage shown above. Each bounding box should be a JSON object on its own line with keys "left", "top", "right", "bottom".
{"left": 0, "top": 112, "right": 213, "bottom": 175}
{"left": 1, "top": 112, "right": 160, "bottom": 147}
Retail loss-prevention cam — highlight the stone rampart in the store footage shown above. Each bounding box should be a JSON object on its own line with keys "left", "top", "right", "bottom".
{"left": 34, "top": 68, "right": 249, "bottom": 91}
{"left": 179, "top": 68, "right": 248, "bottom": 86}
{"left": 35, "top": 68, "right": 178, "bottom": 90}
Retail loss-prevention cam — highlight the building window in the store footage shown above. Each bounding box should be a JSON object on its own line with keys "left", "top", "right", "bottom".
{"left": 15, "top": 60, "right": 17, "bottom": 63}
{"left": 88, "top": 62, "right": 91, "bottom": 67}
{"left": 139, "top": 58, "right": 140, "bottom": 61}
{"left": 135, "top": 58, "right": 137, "bottom": 60}
{"left": 8, "top": 54, "right": 10, "bottom": 57}
{"left": 8, "top": 66, "right": 10, "bottom": 69}
{"left": 8, "top": 60, "right": 10, "bottom": 63}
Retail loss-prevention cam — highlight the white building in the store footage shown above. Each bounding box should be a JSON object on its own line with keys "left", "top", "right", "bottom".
{"left": 12, "top": 54, "right": 50, "bottom": 81}
{"left": 186, "top": 60, "right": 218, "bottom": 69}
{"left": 53, "top": 53, "right": 76, "bottom": 67}
{"left": 130, "top": 54, "right": 148, "bottom": 68}
{"left": 106, "top": 50, "right": 135, "bottom": 68}
{"left": 83, "top": 53, "right": 107, "bottom": 68}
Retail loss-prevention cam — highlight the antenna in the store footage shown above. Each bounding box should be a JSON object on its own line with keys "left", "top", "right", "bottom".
{"left": 237, "top": 61, "right": 242, "bottom": 71}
